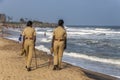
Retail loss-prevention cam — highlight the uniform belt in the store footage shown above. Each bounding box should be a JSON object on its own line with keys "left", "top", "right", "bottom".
{"left": 55, "top": 39, "right": 64, "bottom": 41}
{"left": 25, "top": 37, "right": 33, "bottom": 40}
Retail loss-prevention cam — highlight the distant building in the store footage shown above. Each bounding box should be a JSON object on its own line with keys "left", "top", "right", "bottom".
{"left": 0, "top": 13, "right": 6, "bottom": 23}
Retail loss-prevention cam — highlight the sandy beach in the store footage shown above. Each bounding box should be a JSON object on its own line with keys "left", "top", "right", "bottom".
{"left": 0, "top": 38, "right": 119, "bottom": 80}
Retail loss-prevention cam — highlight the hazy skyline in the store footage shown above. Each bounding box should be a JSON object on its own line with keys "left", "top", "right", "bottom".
{"left": 0, "top": 0, "right": 120, "bottom": 26}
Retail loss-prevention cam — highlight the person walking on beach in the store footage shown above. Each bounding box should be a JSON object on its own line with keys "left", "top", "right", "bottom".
{"left": 44, "top": 31, "right": 46, "bottom": 37}
{"left": 22, "top": 21, "right": 36, "bottom": 71}
{"left": 51, "top": 19, "right": 67, "bottom": 70}
{"left": 18, "top": 34, "right": 22, "bottom": 43}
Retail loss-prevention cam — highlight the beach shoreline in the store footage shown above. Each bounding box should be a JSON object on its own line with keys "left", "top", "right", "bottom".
{"left": 0, "top": 37, "right": 119, "bottom": 80}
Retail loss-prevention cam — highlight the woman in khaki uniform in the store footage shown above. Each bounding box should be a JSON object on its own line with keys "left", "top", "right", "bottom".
{"left": 51, "top": 19, "right": 67, "bottom": 70}
{"left": 22, "top": 21, "right": 36, "bottom": 71}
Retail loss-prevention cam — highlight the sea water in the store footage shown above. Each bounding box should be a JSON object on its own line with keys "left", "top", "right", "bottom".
{"left": 4, "top": 26, "right": 120, "bottom": 78}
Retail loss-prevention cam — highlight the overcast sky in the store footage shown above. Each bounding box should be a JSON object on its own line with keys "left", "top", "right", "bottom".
{"left": 0, "top": 0, "right": 120, "bottom": 26}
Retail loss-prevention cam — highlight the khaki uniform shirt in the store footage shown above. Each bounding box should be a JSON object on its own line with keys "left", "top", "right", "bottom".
{"left": 22, "top": 27, "right": 36, "bottom": 39}
{"left": 53, "top": 26, "right": 66, "bottom": 40}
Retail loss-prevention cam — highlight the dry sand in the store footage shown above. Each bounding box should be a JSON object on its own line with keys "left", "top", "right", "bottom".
{"left": 0, "top": 38, "right": 119, "bottom": 80}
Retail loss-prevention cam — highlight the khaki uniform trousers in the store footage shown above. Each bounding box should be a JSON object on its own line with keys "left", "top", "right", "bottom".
{"left": 24, "top": 39, "right": 34, "bottom": 68}
{"left": 53, "top": 40, "right": 64, "bottom": 68}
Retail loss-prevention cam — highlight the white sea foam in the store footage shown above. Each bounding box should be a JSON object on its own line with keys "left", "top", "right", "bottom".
{"left": 7, "top": 28, "right": 21, "bottom": 32}
{"left": 6, "top": 37, "right": 18, "bottom": 41}
{"left": 40, "top": 38, "right": 51, "bottom": 42}
{"left": 67, "top": 27, "right": 120, "bottom": 35}
{"left": 66, "top": 27, "right": 120, "bottom": 39}
{"left": 36, "top": 32, "right": 44, "bottom": 34}
{"left": 95, "top": 28, "right": 111, "bottom": 31}
{"left": 113, "top": 76, "right": 120, "bottom": 79}
{"left": 35, "top": 27, "right": 120, "bottom": 39}
{"left": 64, "top": 52, "right": 120, "bottom": 65}
{"left": 35, "top": 45, "right": 51, "bottom": 54}
{"left": 35, "top": 43, "right": 120, "bottom": 66}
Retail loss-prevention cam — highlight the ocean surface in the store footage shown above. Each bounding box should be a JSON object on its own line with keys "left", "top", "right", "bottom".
{"left": 3, "top": 26, "right": 120, "bottom": 78}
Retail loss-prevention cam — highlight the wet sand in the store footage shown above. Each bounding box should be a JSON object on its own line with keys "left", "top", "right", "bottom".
{"left": 0, "top": 38, "right": 119, "bottom": 80}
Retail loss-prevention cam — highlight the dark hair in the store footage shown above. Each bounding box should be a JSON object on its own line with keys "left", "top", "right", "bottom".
{"left": 58, "top": 19, "right": 64, "bottom": 26}
{"left": 27, "top": 21, "right": 33, "bottom": 26}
